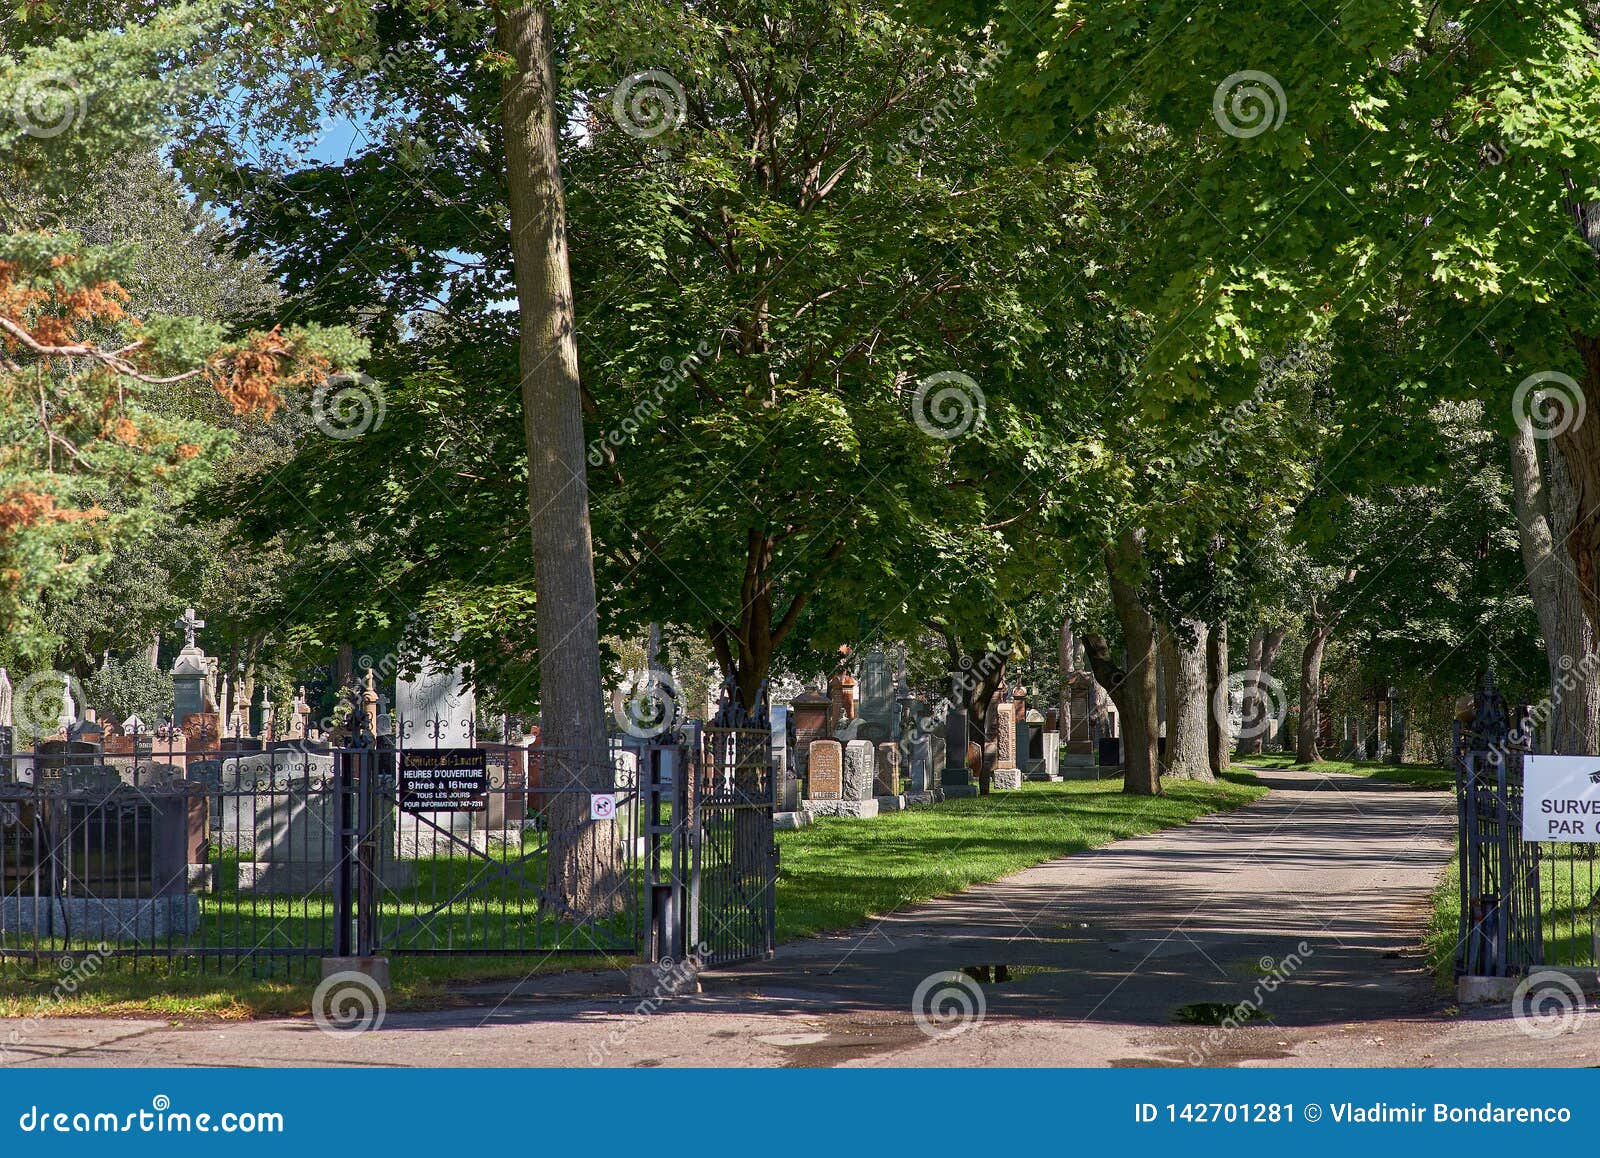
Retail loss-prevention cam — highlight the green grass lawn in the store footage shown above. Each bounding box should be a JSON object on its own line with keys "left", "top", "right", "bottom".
{"left": 1237, "top": 750, "right": 1453, "bottom": 790}
{"left": 776, "top": 771, "right": 1267, "bottom": 940}
{"left": 1, "top": 772, "right": 1267, "bottom": 1018}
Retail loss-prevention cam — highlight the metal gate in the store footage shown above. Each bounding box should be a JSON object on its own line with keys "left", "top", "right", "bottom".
{"left": 1452, "top": 668, "right": 1600, "bottom": 976}
{"left": 644, "top": 695, "right": 779, "bottom": 971}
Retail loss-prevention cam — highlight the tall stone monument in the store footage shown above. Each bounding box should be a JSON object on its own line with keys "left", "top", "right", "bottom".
{"left": 171, "top": 607, "right": 209, "bottom": 727}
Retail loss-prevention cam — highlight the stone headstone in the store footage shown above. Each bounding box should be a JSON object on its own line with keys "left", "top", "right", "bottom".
{"left": 1024, "top": 708, "right": 1052, "bottom": 780}
{"left": 843, "top": 739, "right": 875, "bottom": 801}
{"left": 874, "top": 741, "right": 899, "bottom": 796}
{"left": 857, "top": 647, "right": 897, "bottom": 741}
{"left": 790, "top": 689, "right": 830, "bottom": 784}
{"left": 993, "top": 702, "right": 1021, "bottom": 789}
{"left": 806, "top": 740, "right": 843, "bottom": 800}
{"left": 771, "top": 704, "right": 799, "bottom": 812}
{"left": 942, "top": 698, "right": 974, "bottom": 795}
{"left": 396, "top": 658, "right": 475, "bottom": 748}
{"left": 1043, "top": 731, "right": 1061, "bottom": 780}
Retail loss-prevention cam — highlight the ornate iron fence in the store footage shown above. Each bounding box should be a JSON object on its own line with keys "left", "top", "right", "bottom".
{"left": 1453, "top": 670, "right": 1600, "bottom": 976}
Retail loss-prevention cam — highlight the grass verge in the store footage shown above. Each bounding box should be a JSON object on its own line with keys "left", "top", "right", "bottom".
{"left": 1239, "top": 751, "right": 1453, "bottom": 790}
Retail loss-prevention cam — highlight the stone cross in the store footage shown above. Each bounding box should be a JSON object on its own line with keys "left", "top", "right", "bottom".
{"left": 177, "top": 607, "right": 205, "bottom": 650}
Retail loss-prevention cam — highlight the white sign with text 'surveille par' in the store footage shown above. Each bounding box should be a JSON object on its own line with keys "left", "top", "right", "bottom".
{"left": 1522, "top": 755, "right": 1600, "bottom": 842}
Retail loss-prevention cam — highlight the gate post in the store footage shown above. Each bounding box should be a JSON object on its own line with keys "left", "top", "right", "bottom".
{"left": 332, "top": 749, "right": 355, "bottom": 959}
{"left": 644, "top": 738, "right": 687, "bottom": 965}
{"left": 355, "top": 745, "right": 378, "bottom": 958}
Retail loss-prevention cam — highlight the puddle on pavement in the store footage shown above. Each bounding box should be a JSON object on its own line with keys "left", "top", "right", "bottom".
{"left": 960, "top": 964, "right": 1065, "bottom": 985}
{"left": 1171, "top": 1001, "right": 1273, "bottom": 1026}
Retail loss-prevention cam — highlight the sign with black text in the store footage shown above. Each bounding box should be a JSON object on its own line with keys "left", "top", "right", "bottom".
{"left": 1522, "top": 754, "right": 1600, "bottom": 842}
{"left": 399, "top": 748, "right": 489, "bottom": 814}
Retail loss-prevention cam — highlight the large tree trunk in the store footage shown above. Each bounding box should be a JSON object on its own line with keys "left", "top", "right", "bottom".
{"left": 1084, "top": 530, "right": 1160, "bottom": 795}
{"left": 497, "top": 4, "right": 613, "bottom": 913}
{"left": 1297, "top": 623, "right": 1329, "bottom": 764}
{"left": 1164, "top": 619, "right": 1212, "bottom": 780}
{"left": 1206, "top": 619, "right": 1229, "bottom": 775}
{"left": 1514, "top": 422, "right": 1599, "bottom": 753}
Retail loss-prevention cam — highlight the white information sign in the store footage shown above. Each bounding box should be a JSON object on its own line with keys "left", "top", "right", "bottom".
{"left": 1522, "top": 755, "right": 1600, "bottom": 842}
{"left": 590, "top": 793, "right": 617, "bottom": 821}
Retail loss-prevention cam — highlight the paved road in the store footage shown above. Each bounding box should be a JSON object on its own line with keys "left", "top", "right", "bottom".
{"left": 7, "top": 767, "right": 1561, "bottom": 1068}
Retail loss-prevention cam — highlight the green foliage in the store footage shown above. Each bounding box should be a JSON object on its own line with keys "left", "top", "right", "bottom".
{"left": 85, "top": 652, "right": 174, "bottom": 725}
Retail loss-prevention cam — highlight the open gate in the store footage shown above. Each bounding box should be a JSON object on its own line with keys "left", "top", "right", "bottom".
{"left": 644, "top": 697, "right": 779, "bottom": 971}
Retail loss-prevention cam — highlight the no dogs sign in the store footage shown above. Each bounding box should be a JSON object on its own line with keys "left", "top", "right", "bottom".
{"left": 1523, "top": 755, "right": 1600, "bottom": 842}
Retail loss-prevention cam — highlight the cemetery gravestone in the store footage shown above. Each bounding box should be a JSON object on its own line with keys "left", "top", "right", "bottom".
{"left": 857, "top": 647, "right": 896, "bottom": 743}
{"left": 806, "top": 740, "right": 843, "bottom": 800}
{"left": 843, "top": 739, "right": 875, "bottom": 800}
{"left": 790, "top": 689, "right": 831, "bottom": 792}
{"left": 993, "top": 702, "right": 1022, "bottom": 790}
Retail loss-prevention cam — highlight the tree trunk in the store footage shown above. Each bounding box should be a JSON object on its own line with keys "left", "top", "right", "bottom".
{"left": 497, "top": 4, "right": 613, "bottom": 913}
{"left": 1297, "top": 624, "right": 1329, "bottom": 763}
{"left": 1515, "top": 423, "right": 1599, "bottom": 753}
{"left": 1206, "top": 619, "right": 1229, "bottom": 775}
{"left": 1165, "top": 619, "right": 1212, "bottom": 780}
{"left": 962, "top": 651, "right": 1007, "bottom": 796}
{"left": 1236, "top": 628, "right": 1265, "bottom": 756}
{"left": 1257, "top": 625, "right": 1288, "bottom": 750}
{"left": 1157, "top": 622, "right": 1178, "bottom": 773}
{"left": 1084, "top": 530, "right": 1160, "bottom": 795}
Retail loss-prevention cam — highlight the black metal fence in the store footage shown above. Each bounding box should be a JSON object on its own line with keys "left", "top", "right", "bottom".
{"left": 0, "top": 719, "right": 777, "bottom": 976}
{"left": 1453, "top": 674, "right": 1600, "bottom": 975}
